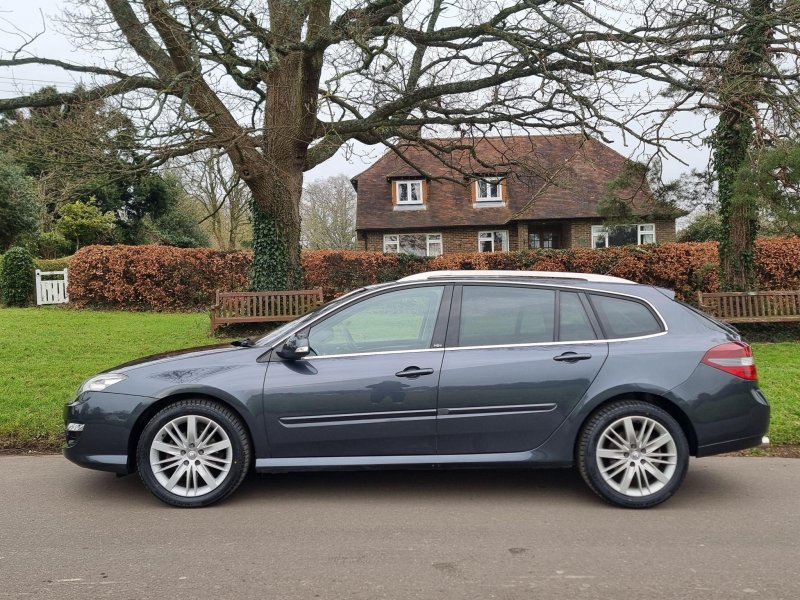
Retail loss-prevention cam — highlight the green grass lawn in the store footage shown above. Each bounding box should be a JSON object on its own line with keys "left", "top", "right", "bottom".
{"left": 752, "top": 343, "right": 800, "bottom": 445}
{"left": 0, "top": 307, "right": 232, "bottom": 449}
{"left": 0, "top": 306, "right": 798, "bottom": 450}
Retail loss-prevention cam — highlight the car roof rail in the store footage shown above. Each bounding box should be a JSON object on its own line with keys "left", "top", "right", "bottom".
{"left": 397, "top": 270, "right": 634, "bottom": 284}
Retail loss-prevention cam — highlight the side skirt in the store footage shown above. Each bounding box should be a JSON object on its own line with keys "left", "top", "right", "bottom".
{"left": 254, "top": 452, "right": 573, "bottom": 473}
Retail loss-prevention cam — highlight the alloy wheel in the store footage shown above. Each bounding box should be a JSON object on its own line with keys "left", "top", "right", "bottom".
{"left": 595, "top": 416, "right": 678, "bottom": 497}
{"left": 149, "top": 414, "right": 233, "bottom": 497}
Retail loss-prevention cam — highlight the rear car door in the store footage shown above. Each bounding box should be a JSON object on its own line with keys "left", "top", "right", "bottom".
{"left": 436, "top": 284, "right": 609, "bottom": 454}
{"left": 263, "top": 285, "right": 450, "bottom": 457}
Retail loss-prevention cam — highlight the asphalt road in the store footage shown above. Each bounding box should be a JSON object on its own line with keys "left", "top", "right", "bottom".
{"left": 1, "top": 455, "right": 798, "bottom": 599}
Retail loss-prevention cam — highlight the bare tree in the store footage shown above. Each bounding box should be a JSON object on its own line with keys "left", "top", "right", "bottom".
{"left": 300, "top": 174, "right": 356, "bottom": 250}
{"left": 1, "top": 1, "right": 799, "bottom": 289}
{"left": 174, "top": 150, "right": 250, "bottom": 249}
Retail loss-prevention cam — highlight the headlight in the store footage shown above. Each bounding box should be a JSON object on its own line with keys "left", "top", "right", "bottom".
{"left": 78, "top": 373, "right": 128, "bottom": 395}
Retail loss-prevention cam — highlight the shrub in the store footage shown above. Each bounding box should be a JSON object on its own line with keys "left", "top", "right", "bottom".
{"left": 37, "top": 232, "right": 74, "bottom": 259}
{"left": 35, "top": 256, "right": 72, "bottom": 272}
{"left": 677, "top": 212, "right": 722, "bottom": 242}
{"left": 68, "top": 245, "right": 251, "bottom": 311}
{"left": 0, "top": 246, "right": 35, "bottom": 306}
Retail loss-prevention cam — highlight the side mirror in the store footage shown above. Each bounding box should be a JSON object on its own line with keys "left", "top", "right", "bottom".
{"left": 277, "top": 335, "right": 310, "bottom": 360}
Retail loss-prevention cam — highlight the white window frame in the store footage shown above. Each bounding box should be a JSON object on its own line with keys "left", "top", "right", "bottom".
{"left": 383, "top": 232, "right": 442, "bottom": 256}
{"left": 591, "top": 223, "right": 656, "bottom": 249}
{"left": 475, "top": 178, "right": 503, "bottom": 202}
{"left": 395, "top": 180, "right": 424, "bottom": 205}
{"left": 426, "top": 233, "right": 443, "bottom": 257}
{"left": 478, "top": 230, "right": 509, "bottom": 253}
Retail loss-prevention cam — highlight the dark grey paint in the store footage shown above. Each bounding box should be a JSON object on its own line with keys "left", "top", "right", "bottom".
{"left": 436, "top": 343, "right": 608, "bottom": 453}
{"left": 64, "top": 277, "right": 769, "bottom": 477}
{"left": 263, "top": 351, "right": 443, "bottom": 457}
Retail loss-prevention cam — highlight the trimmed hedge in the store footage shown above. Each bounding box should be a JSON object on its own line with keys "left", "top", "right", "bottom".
{"left": 66, "top": 238, "right": 800, "bottom": 311}
{"left": 69, "top": 245, "right": 251, "bottom": 311}
{"left": 35, "top": 256, "right": 72, "bottom": 272}
{"left": 1, "top": 247, "right": 35, "bottom": 306}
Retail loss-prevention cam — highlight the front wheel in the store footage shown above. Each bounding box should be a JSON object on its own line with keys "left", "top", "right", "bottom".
{"left": 136, "top": 400, "right": 251, "bottom": 508}
{"left": 577, "top": 401, "right": 689, "bottom": 508}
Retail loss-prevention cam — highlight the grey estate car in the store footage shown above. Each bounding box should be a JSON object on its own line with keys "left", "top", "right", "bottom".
{"left": 65, "top": 271, "right": 770, "bottom": 508}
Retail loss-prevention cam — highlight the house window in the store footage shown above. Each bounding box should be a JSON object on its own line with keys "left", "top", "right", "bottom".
{"left": 478, "top": 230, "right": 509, "bottom": 252}
{"left": 529, "top": 229, "right": 561, "bottom": 249}
{"left": 591, "top": 224, "right": 656, "bottom": 249}
{"left": 384, "top": 233, "right": 443, "bottom": 257}
{"left": 475, "top": 178, "right": 503, "bottom": 201}
{"left": 395, "top": 180, "right": 423, "bottom": 205}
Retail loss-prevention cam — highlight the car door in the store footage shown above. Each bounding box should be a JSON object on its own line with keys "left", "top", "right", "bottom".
{"left": 436, "top": 284, "right": 609, "bottom": 454}
{"left": 263, "top": 284, "right": 451, "bottom": 458}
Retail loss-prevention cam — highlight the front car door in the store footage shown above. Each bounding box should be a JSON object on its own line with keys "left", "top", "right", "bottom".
{"left": 437, "top": 284, "right": 609, "bottom": 454}
{"left": 263, "top": 284, "right": 450, "bottom": 458}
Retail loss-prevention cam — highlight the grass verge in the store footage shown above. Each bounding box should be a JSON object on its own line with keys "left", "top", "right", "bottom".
{"left": 0, "top": 307, "right": 797, "bottom": 452}
{"left": 0, "top": 307, "right": 232, "bottom": 449}
{"left": 751, "top": 342, "right": 800, "bottom": 445}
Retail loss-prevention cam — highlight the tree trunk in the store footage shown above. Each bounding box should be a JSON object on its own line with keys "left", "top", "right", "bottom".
{"left": 248, "top": 163, "right": 303, "bottom": 291}
{"left": 714, "top": 0, "right": 771, "bottom": 291}
{"left": 244, "top": 1, "right": 325, "bottom": 290}
{"left": 715, "top": 112, "right": 757, "bottom": 291}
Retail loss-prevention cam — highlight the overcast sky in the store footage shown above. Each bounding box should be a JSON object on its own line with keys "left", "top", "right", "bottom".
{"left": 1, "top": 0, "right": 712, "bottom": 184}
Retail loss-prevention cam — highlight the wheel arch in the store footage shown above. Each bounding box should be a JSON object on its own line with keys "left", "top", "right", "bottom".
{"left": 127, "top": 392, "right": 257, "bottom": 473}
{"left": 574, "top": 392, "right": 699, "bottom": 458}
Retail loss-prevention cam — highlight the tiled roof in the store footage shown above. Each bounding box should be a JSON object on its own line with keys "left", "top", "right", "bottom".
{"left": 353, "top": 134, "right": 655, "bottom": 230}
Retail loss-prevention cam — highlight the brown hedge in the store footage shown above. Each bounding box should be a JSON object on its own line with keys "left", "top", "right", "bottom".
{"left": 69, "top": 245, "right": 251, "bottom": 311}
{"left": 67, "top": 238, "right": 800, "bottom": 311}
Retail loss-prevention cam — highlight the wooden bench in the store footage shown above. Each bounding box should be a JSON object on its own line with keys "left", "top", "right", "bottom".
{"left": 210, "top": 288, "right": 324, "bottom": 332}
{"left": 697, "top": 290, "right": 800, "bottom": 323}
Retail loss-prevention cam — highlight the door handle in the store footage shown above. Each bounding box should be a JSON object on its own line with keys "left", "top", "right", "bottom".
{"left": 553, "top": 352, "right": 592, "bottom": 363}
{"left": 395, "top": 367, "right": 435, "bottom": 378}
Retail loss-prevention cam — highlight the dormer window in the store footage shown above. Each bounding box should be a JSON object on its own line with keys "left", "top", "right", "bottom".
{"left": 395, "top": 180, "right": 424, "bottom": 205}
{"left": 475, "top": 178, "right": 503, "bottom": 201}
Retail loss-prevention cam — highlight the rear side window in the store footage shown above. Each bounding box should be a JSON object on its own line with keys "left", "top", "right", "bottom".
{"left": 588, "top": 294, "right": 662, "bottom": 338}
{"left": 559, "top": 292, "right": 596, "bottom": 341}
{"left": 459, "top": 286, "right": 555, "bottom": 346}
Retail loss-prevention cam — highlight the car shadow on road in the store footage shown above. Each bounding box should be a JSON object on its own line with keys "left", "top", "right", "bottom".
{"left": 65, "top": 458, "right": 742, "bottom": 510}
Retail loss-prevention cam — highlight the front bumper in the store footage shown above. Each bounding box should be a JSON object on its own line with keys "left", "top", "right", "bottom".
{"left": 63, "top": 390, "right": 156, "bottom": 475}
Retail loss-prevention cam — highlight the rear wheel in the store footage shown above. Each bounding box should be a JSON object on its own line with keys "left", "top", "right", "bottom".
{"left": 136, "top": 400, "right": 251, "bottom": 508}
{"left": 577, "top": 401, "right": 689, "bottom": 508}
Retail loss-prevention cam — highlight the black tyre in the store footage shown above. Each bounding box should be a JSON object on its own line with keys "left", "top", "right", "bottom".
{"left": 577, "top": 400, "right": 689, "bottom": 508}
{"left": 136, "top": 399, "right": 251, "bottom": 508}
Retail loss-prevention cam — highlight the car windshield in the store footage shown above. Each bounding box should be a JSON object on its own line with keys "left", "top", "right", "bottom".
{"left": 255, "top": 287, "right": 369, "bottom": 347}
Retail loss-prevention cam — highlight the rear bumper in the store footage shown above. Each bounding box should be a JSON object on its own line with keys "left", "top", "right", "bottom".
{"left": 697, "top": 434, "right": 768, "bottom": 457}
{"left": 671, "top": 366, "right": 770, "bottom": 455}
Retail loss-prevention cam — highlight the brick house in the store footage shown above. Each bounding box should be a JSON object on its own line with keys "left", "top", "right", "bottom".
{"left": 352, "top": 135, "right": 678, "bottom": 256}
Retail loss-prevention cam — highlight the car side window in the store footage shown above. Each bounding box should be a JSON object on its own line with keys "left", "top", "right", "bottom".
{"left": 458, "top": 286, "right": 555, "bottom": 346}
{"left": 588, "top": 294, "right": 662, "bottom": 338}
{"left": 307, "top": 286, "right": 445, "bottom": 356}
{"left": 559, "top": 292, "right": 596, "bottom": 341}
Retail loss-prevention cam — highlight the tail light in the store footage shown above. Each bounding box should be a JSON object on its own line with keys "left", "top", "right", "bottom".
{"left": 701, "top": 342, "right": 757, "bottom": 380}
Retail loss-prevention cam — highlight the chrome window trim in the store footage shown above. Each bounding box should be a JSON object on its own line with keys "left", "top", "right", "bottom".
{"left": 302, "top": 347, "right": 444, "bottom": 361}
{"left": 267, "top": 279, "right": 668, "bottom": 356}
{"left": 446, "top": 330, "right": 668, "bottom": 353}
